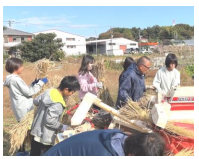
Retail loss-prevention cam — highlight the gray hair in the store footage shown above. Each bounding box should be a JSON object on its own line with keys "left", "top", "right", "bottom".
{"left": 137, "top": 56, "right": 150, "bottom": 66}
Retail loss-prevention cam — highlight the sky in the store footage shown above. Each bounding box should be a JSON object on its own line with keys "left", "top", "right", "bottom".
{"left": 3, "top": 6, "right": 194, "bottom": 38}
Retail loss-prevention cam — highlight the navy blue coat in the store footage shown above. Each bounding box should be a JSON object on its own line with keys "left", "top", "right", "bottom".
{"left": 43, "top": 129, "right": 125, "bottom": 156}
{"left": 116, "top": 62, "right": 146, "bottom": 109}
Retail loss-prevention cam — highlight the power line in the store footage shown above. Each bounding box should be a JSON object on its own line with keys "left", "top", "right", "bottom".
{"left": 4, "top": 20, "right": 112, "bottom": 29}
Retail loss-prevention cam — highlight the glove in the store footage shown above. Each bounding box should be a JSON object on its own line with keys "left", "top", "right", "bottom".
{"left": 95, "top": 82, "right": 103, "bottom": 89}
{"left": 61, "top": 125, "right": 68, "bottom": 132}
{"left": 41, "top": 77, "right": 48, "bottom": 84}
{"left": 31, "top": 78, "right": 40, "bottom": 86}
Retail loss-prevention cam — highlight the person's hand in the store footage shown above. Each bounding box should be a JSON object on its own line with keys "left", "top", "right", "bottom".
{"left": 41, "top": 77, "right": 48, "bottom": 84}
{"left": 95, "top": 82, "right": 103, "bottom": 89}
{"left": 61, "top": 125, "right": 68, "bottom": 132}
{"left": 31, "top": 78, "right": 40, "bottom": 86}
{"left": 146, "top": 85, "right": 155, "bottom": 90}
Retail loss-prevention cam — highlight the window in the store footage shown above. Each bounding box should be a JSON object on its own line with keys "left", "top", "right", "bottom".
{"left": 67, "top": 45, "right": 76, "bottom": 48}
{"left": 13, "top": 37, "right": 21, "bottom": 42}
{"left": 21, "top": 37, "right": 24, "bottom": 41}
{"left": 66, "top": 38, "right": 75, "bottom": 41}
{"left": 130, "top": 43, "right": 136, "bottom": 46}
{"left": 109, "top": 43, "right": 116, "bottom": 45}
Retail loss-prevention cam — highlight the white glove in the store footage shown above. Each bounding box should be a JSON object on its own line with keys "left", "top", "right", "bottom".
{"left": 95, "top": 82, "right": 103, "bottom": 89}
{"left": 61, "top": 125, "right": 68, "bottom": 132}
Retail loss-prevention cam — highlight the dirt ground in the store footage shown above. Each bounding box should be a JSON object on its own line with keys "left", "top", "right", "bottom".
{"left": 3, "top": 55, "right": 194, "bottom": 156}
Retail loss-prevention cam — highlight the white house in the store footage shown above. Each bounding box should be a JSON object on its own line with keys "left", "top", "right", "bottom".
{"left": 33, "top": 29, "right": 86, "bottom": 55}
{"left": 86, "top": 38, "right": 138, "bottom": 56}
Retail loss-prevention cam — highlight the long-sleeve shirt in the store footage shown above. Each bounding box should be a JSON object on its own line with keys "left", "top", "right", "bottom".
{"left": 3, "top": 74, "right": 44, "bottom": 121}
{"left": 153, "top": 66, "right": 180, "bottom": 96}
{"left": 77, "top": 72, "right": 98, "bottom": 99}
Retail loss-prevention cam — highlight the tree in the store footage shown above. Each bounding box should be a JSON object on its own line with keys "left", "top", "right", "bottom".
{"left": 19, "top": 33, "right": 64, "bottom": 62}
{"left": 3, "top": 26, "right": 8, "bottom": 30}
{"left": 98, "top": 24, "right": 194, "bottom": 41}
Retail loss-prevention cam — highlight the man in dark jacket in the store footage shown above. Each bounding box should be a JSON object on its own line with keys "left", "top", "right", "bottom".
{"left": 43, "top": 129, "right": 165, "bottom": 156}
{"left": 116, "top": 56, "right": 151, "bottom": 109}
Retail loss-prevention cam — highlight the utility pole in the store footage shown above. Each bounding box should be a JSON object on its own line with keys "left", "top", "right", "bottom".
{"left": 8, "top": 20, "right": 14, "bottom": 28}
{"left": 110, "top": 27, "right": 113, "bottom": 50}
{"left": 138, "top": 29, "right": 141, "bottom": 51}
{"left": 95, "top": 30, "right": 97, "bottom": 55}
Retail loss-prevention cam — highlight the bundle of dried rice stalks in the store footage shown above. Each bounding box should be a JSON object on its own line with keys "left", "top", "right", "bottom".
{"left": 92, "top": 60, "right": 114, "bottom": 107}
{"left": 9, "top": 59, "right": 63, "bottom": 155}
{"left": 165, "top": 122, "right": 194, "bottom": 138}
{"left": 137, "top": 95, "right": 152, "bottom": 109}
{"left": 174, "top": 149, "right": 194, "bottom": 156}
{"left": 9, "top": 109, "right": 34, "bottom": 155}
{"left": 119, "top": 99, "right": 194, "bottom": 138}
{"left": 119, "top": 99, "right": 152, "bottom": 125}
{"left": 166, "top": 149, "right": 194, "bottom": 156}
{"left": 35, "top": 58, "right": 55, "bottom": 78}
{"left": 61, "top": 92, "right": 81, "bottom": 125}
{"left": 170, "top": 119, "right": 194, "bottom": 124}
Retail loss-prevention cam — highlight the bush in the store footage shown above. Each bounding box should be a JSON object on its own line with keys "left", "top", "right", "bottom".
{"left": 19, "top": 33, "right": 64, "bottom": 62}
{"left": 50, "top": 50, "right": 65, "bottom": 61}
{"left": 3, "top": 52, "right": 9, "bottom": 63}
{"left": 185, "top": 65, "right": 194, "bottom": 76}
{"left": 104, "top": 60, "right": 123, "bottom": 70}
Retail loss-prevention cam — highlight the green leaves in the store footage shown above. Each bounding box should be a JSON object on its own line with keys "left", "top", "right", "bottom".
{"left": 19, "top": 33, "right": 65, "bottom": 62}
{"left": 185, "top": 65, "right": 194, "bottom": 76}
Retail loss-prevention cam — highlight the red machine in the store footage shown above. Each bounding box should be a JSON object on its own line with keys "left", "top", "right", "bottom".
{"left": 161, "top": 86, "right": 194, "bottom": 154}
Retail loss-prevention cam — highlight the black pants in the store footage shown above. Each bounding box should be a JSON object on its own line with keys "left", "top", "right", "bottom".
{"left": 18, "top": 144, "right": 25, "bottom": 152}
{"left": 17, "top": 121, "right": 26, "bottom": 152}
{"left": 30, "top": 138, "right": 52, "bottom": 156}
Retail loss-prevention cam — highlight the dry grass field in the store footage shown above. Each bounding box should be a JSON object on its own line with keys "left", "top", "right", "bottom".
{"left": 3, "top": 54, "right": 194, "bottom": 155}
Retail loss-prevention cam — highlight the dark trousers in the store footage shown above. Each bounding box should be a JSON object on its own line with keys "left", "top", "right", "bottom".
{"left": 18, "top": 144, "right": 25, "bottom": 152}
{"left": 30, "top": 138, "right": 52, "bottom": 156}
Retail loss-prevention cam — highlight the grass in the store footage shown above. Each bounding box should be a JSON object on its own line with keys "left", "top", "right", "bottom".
{"left": 3, "top": 54, "right": 194, "bottom": 156}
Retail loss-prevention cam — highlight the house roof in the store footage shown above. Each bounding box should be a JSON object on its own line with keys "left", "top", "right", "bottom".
{"left": 3, "top": 28, "right": 33, "bottom": 36}
{"left": 86, "top": 38, "right": 137, "bottom": 44}
{"left": 139, "top": 42, "right": 158, "bottom": 46}
{"left": 33, "top": 29, "right": 85, "bottom": 38}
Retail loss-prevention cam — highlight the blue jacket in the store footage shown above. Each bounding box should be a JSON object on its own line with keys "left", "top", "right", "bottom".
{"left": 43, "top": 129, "right": 127, "bottom": 156}
{"left": 116, "top": 62, "right": 146, "bottom": 109}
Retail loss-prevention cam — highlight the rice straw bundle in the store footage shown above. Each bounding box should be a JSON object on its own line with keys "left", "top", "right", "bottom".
{"left": 137, "top": 95, "right": 152, "bottom": 109}
{"left": 92, "top": 60, "right": 114, "bottom": 107}
{"left": 174, "top": 149, "right": 194, "bottom": 156}
{"left": 119, "top": 99, "right": 194, "bottom": 138}
{"left": 9, "top": 109, "right": 35, "bottom": 155}
{"left": 165, "top": 122, "right": 194, "bottom": 138}
{"left": 35, "top": 58, "right": 55, "bottom": 78}
{"left": 9, "top": 59, "right": 59, "bottom": 155}
{"left": 119, "top": 99, "right": 152, "bottom": 125}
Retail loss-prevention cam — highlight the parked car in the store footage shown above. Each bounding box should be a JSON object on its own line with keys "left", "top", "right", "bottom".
{"left": 139, "top": 48, "right": 152, "bottom": 54}
{"left": 124, "top": 48, "right": 138, "bottom": 54}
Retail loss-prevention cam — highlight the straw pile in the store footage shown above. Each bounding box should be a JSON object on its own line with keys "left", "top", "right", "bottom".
{"left": 9, "top": 59, "right": 61, "bottom": 155}
{"left": 92, "top": 60, "right": 114, "bottom": 107}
